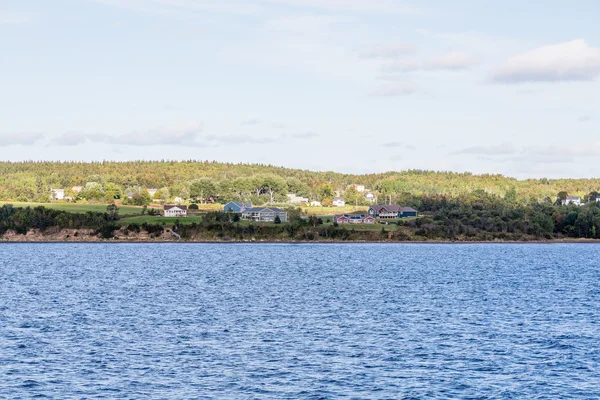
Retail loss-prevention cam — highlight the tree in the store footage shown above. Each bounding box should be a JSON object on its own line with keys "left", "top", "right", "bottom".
{"left": 106, "top": 204, "right": 119, "bottom": 222}
{"left": 155, "top": 187, "right": 170, "bottom": 204}
{"left": 190, "top": 178, "right": 217, "bottom": 203}
{"left": 104, "top": 183, "right": 122, "bottom": 201}
{"left": 286, "top": 177, "right": 310, "bottom": 197}
{"left": 557, "top": 191, "right": 568, "bottom": 203}
{"left": 344, "top": 186, "right": 361, "bottom": 205}
{"left": 257, "top": 174, "right": 287, "bottom": 203}
{"left": 274, "top": 215, "right": 281, "bottom": 224}
{"left": 320, "top": 183, "right": 334, "bottom": 199}
{"left": 132, "top": 191, "right": 151, "bottom": 206}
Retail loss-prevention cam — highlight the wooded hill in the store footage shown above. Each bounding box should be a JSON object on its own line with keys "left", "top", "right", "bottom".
{"left": 0, "top": 161, "right": 598, "bottom": 205}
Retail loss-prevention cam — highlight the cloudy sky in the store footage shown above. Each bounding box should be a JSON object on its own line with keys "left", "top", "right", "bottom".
{"left": 1, "top": 0, "right": 599, "bottom": 178}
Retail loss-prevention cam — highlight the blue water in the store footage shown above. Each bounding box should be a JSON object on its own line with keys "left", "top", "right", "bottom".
{"left": 1, "top": 244, "right": 599, "bottom": 398}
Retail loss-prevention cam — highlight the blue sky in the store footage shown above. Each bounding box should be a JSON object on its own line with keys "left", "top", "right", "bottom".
{"left": 1, "top": 0, "right": 599, "bottom": 179}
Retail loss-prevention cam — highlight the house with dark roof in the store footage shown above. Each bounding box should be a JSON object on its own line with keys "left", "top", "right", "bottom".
{"left": 334, "top": 214, "right": 375, "bottom": 224}
{"left": 241, "top": 207, "right": 288, "bottom": 222}
{"left": 164, "top": 205, "right": 187, "bottom": 217}
{"left": 368, "top": 205, "right": 418, "bottom": 219}
{"left": 224, "top": 201, "right": 253, "bottom": 213}
{"left": 368, "top": 205, "right": 402, "bottom": 219}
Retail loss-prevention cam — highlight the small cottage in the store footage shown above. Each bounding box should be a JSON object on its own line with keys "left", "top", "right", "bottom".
{"left": 334, "top": 214, "right": 375, "bottom": 224}
{"left": 562, "top": 196, "right": 581, "bottom": 206}
{"left": 50, "top": 189, "right": 65, "bottom": 200}
{"left": 287, "top": 194, "right": 309, "bottom": 205}
{"left": 164, "top": 205, "right": 187, "bottom": 217}
{"left": 332, "top": 197, "right": 345, "bottom": 207}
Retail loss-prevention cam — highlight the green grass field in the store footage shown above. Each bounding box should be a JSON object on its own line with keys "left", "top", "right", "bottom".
{"left": 0, "top": 201, "right": 155, "bottom": 216}
{"left": 118, "top": 215, "right": 204, "bottom": 225}
{"left": 300, "top": 205, "right": 369, "bottom": 216}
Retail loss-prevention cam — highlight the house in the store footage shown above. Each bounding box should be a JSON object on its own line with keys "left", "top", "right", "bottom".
{"left": 334, "top": 214, "right": 375, "bottom": 224}
{"left": 332, "top": 197, "right": 345, "bottom": 207}
{"left": 126, "top": 191, "right": 134, "bottom": 199}
{"left": 50, "top": 188, "right": 65, "bottom": 200}
{"left": 309, "top": 201, "right": 322, "bottom": 207}
{"left": 224, "top": 201, "right": 252, "bottom": 213}
{"left": 147, "top": 188, "right": 158, "bottom": 198}
{"left": 562, "top": 196, "right": 581, "bottom": 206}
{"left": 164, "top": 205, "right": 187, "bottom": 217}
{"left": 364, "top": 192, "right": 376, "bottom": 203}
{"left": 368, "top": 205, "right": 419, "bottom": 219}
{"left": 287, "top": 194, "right": 309, "bottom": 205}
{"left": 173, "top": 196, "right": 184, "bottom": 204}
{"left": 348, "top": 184, "right": 365, "bottom": 193}
{"left": 596, "top": 196, "right": 600, "bottom": 203}
{"left": 368, "top": 205, "right": 402, "bottom": 219}
{"left": 242, "top": 207, "right": 288, "bottom": 222}
{"left": 72, "top": 186, "right": 83, "bottom": 193}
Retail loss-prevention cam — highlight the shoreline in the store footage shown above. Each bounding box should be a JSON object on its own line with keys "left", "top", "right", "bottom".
{"left": 2, "top": 239, "right": 600, "bottom": 244}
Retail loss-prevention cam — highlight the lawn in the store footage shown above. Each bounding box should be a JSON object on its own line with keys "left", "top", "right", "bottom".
{"left": 118, "top": 215, "right": 204, "bottom": 225}
{"left": 300, "top": 205, "right": 369, "bottom": 216}
{"left": 0, "top": 201, "right": 156, "bottom": 215}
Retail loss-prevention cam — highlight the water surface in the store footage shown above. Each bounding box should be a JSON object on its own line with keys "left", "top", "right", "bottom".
{"left": 1, "top": 243, "right": 599, "bottom": 398}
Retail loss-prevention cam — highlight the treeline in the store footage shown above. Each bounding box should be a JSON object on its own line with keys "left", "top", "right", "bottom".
{"left": 0, "top": 204, "right": 118, "bottom": 237}
{"left": 1, "top": 161, "right": 600, "bottom": 205}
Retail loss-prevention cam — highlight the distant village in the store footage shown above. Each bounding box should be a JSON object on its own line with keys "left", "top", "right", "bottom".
{"left": 49, "top": 183, "right": 418, "bottom": 224}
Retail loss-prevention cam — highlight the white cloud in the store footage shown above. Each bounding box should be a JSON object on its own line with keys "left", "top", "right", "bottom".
{"left": 578, "top": 116, "right": 592, "bottom": 123}
{"left": 385, "top": 52, "right": 479, "bottom": 72}
{"left": 118, "top": 121, "right": 204, "bottom": 145}
{"left": 50, "top": 121, "right": 318, "bottom": 147}
{"left": 51, "top": 122, "right": 204, "bottom": 147}
{"left": 241, "top": 119, "right": 261, "bottom": 126}
{"left": 0, "top": 133, "right": 44, "bottom": 146}
{"left": 490, "top": 39, "right": 600, "bottom": 83}
{"left": 453, "top": 143, "right": 516, "bottom": 156}
{"left": 369, "top": 82, "right": 421, "bottom": 97}
{"left": 0, "top": 11, "right": 31, "bottom": 25}
{"left": 360, "top": 43, "right": 417, "bottom": 59}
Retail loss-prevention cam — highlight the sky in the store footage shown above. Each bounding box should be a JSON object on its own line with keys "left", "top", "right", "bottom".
{"left": 1, "top": 0, "right": 599, "bottom": 179}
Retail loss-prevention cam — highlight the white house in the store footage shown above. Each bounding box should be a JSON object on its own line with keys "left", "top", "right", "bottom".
{"left": 147, "top": 188, "right": 158, "bottom": 198}
{"left": 348, "top": 184, "right": 365, "bottom": 193}
{"left": 287, "top": 194, "right": 309, "bottom": 205}
{"left": 173, "top": 196, "right": 184, "bottom": 204}
{"left": 241, "top": 207, "right": 288, "bottom": 222}
{"left": 364, "top": 192, "right": 376, "bottom": 203}
{"left": 310, "top": 201, "right": 322, "bottom": 207}
{"left": 50, "top": 188, "right": 65, "bottom": 200}
{"left": 71, "top": 186, "right": 83, "bottom": 193}
{"left": 164, "top": 205, "right": 187, "bottom": 217}
{"left": 332, "top": 197, "right": 345, "bottom": 207}
{"left": 562, "top": 196, "right": 581, "bottom": 206}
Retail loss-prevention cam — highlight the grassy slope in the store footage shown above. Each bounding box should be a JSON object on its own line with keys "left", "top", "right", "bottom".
{"left": 0, "top": 201, "right": 155, "bottom": 215}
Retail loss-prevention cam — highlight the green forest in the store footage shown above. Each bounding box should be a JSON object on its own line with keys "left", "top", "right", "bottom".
{"left": 1, "top": 161, "right": 599, "bottom": 206}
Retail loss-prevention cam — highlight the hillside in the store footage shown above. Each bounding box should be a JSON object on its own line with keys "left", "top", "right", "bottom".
{"left": 0, "top": 161, "right": 598, "bottom": 205}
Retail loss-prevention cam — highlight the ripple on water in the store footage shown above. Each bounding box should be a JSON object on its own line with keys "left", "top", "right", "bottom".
{"left": 0, "top": 243, "right": 599, "bottom": 398}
